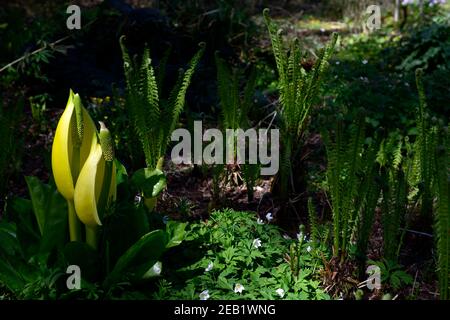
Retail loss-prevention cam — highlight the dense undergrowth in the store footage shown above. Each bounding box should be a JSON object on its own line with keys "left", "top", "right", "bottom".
{"left": 0, "top": 0, "right": 449, "bottom": 300}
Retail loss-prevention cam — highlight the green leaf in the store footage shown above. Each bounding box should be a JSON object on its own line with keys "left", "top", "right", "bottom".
{"left": 39, "top": 191, "right": 67, "bottom": 253}
{"left": 102, "top": 203, "right": 149, "bottom": 267}
{"left": 105, "top": 229, "right": 168, "bottom": 287}
{"left": 25, "top": 176, "right": 68, "bottom": 253}
{"left": 131, "top": 168, "right": 167, "bottom": 198}
{"left": 0, "top": 227, "right": 36, "bottom": 296}
{"left": 25, "top": 176, "right": 48, "bottom": 235}
{"left": 0, "top": 222, "right": 20, "bottom": 256}
{"left": 8, "top": 197, "right": 40, "bottom": 258}
{"left": 114, "top": 159, "right": 128, "bottom": 185}
{"left": 0, "top": 257, "right": 29, "bottom": 294}
{"left": 165, "top": 221, "right": 187, "bottom": 248}
{"left": 217, "top": 275, "right": 233, "bottom": 290}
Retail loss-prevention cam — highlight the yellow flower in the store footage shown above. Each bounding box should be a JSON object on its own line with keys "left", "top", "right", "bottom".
{"left": 74, "top": 143, "right": 116, "bottom": 228}
{"left": 51, "top": 90, "right": 97, "bottom": 200}
{"left": 51, "top": 90, "right": 98, "bottom": 242}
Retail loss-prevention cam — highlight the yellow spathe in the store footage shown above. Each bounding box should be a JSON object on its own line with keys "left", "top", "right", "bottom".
{"left": 51, "top": 90, "right": 97, "bottom": 200}
{"left": 74, "top": 143, "right": 116, "bottom": 228}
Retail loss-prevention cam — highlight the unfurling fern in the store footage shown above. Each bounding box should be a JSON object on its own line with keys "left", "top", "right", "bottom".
{"left": 263, "top": 8, "right": 338, "bottom": 201}
{"left": 414, "top": 68, "right": 437, "bottom": 218}
{"left": 120, "top": 36, "right": 205, "bottom": 170}
{"left": 376, "top": 132, "right": 410, "bottom": 262}
{"left": 324, "top": 111, "right": 371, "bottom": 261}
{"left": 434, "top": 128, "right": 450, "bottom": 300}
{"left": 354, "top": 134, "right": 382, "bottom": 269}
{"left": 308, "top": 197, "right": 319, "bottom": 244}
{"left": 215, "top": 52, "right": 258, "bottom": 201}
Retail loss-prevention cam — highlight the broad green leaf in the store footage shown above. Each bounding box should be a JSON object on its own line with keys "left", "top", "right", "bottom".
{"left": 25, "top": 176, "right": 48, "bottom": 235}
{"left": 104, "top": 229, "right": 168, "bottom": 287}
{"left": 0, "top": 253, "right": 36, "bottom": 295}
{"left": 114, "top": 158, "right": 128, "bottom": 186}
{"left": 0, "top": 222, "right": 20, "bottom": 256}
{"left": 7, "top": 197, "right": 40, "bottom": 258}
{"left": 102, "top": 203, "right": 149, "bottom": 267}
{"left": 25, "top": 176, "right": 68, "bottom": 253}
{"left": 131, "top": 168, "right": 167, "bottom": 198}
{"left": 0, "top": 258, "right": 28, "bottom": 294}
{"left": 39, "top": 189, "right": 67, "bottom": 253}
{"left": 165, "top": 221, "right": 187, "bottom": 248}
{"left": 142, "top": 261, "right": 162, "bottom": 279}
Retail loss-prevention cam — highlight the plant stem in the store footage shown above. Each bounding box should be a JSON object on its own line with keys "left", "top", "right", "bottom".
{"left": 86, "top": 226, "right": 98, "bottom": 250}
{"left": 68, "top": 200, "right": 81, "bottom": 242}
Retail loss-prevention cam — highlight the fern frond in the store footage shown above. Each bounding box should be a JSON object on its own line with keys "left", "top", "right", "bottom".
{"left": 165, "top": 43, "right": 205, "bottom": 142}
{"left": 308, "top": 197, "right": 319, "bottom": 244}
{"left": 215, "top": 52, "right": 234, "bottom": 129}
{"left": 120, "top": 37, "right": 204, "bottom": 170}
{"left": 434, "top": 131, "right": 450, "bottom": 300}
{"left": 263, "top": 8, "right": 287, "bottom": 84}
{"left": 264, "top": 8, "right": 337, "bottom": 205}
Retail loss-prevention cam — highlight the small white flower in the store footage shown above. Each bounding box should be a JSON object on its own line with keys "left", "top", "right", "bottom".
{"left": 335, "top": 61, "right": 340, "bottom": 65}
{"left": 205, "top": 261, "right": 213, "bottom": 272}
{"left": 151, "top": 261, "right": 162, "bottom": 275}
{"left": 199, "top": 290, "right": 210, "bottom": 300}
{"left": 276, "top": 288, "right": 285, "bottom": 298}
{"left": 283, "top": 234, "right": 291, "bottom": 240}
{"left": 359, "top": 76, "right": 369, "bottom": 83}
{"left": 320, "top": 28, "right": 325, "bottom": 32}
{"left": 306, "top": 245, "right": 312, "bottom": 253}
{"left": 362, "top": 59, "right": 368, "bottom": 65}
{"left": 253, "top": 238, "right": 262, "bottom": 249}
{"left": 134, "top": 194, "right": 142, "bottom": 205}
{"left": 297, "top": 232, "right": 304, "bottom": 241}
{"left": 257, "top": 218, "right": 264, "bottom": 225}
{"left": 266, "top": 212, "right": 273, "bottom": 222}
{"left": 234, "top": 283, "right": 245, "bottom": 294}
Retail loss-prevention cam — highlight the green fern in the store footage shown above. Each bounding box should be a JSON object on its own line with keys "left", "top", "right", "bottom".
{"left": 414, "top": 68, "right": 437, "bottom": 218}
{"left": 324, "top": 112, "right": 370, "bottom": 261}
{"left": 308, "top": 197, "right": 319, "bottom": 244}
{"left": 355, "top": 135, "right": 382, "bottom": 268}
{"left": 215, "top": 52, "right": 258, "bottom": 201}
{"left": 434, "top": 128, "right": 450, "bottom": 300}
{"left": 375, "top": 132, "right": 410, "bottom": 262}
{"left": 381, "top": 167, "right": 408, "bottom": 262}
{"left": 119, "top": 36, "right": 205, "bottom": 170}
{"left": 263, "top": 8, "right": 338, "bottom": 200}
{"left": 215, "top": 52, "right": 256, "bottom": 130}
